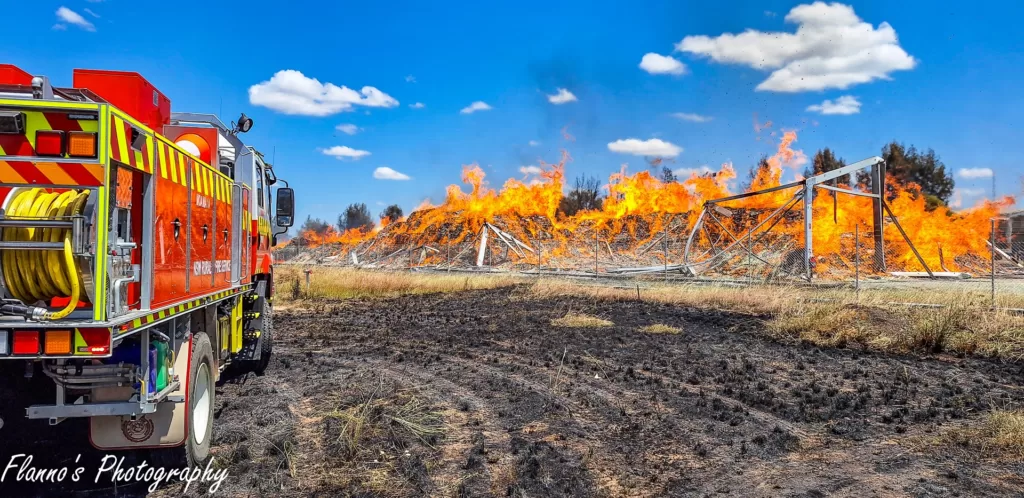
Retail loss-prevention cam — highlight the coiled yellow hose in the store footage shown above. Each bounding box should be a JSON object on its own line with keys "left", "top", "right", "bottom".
{"left": 2, "top": 187, "right": 88, "bottom": 320}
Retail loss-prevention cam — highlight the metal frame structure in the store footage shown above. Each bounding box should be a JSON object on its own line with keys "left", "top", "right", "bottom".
{"left": 683, "top": 156, "right": 934, "bottom": 281}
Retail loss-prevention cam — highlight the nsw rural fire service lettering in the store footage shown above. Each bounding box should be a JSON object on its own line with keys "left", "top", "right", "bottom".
{"left": 193, "top": 260, "right": 230, "bottom": 276}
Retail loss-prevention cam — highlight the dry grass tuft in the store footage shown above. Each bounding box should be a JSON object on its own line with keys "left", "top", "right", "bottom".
{"left": 767, "top": 303, "right": 871, "bottom": 348}
{"left": 551, "top": 312, "right": 614, "bottom": 328}
{"left": 640, "top": 324, "right": 682, "bottom": 334}
{"left": 278, "top": 266, "right": 520, "bottom": 300}
{"left": 489, "top": 463, "right": 518, "bottom": 496}
{"left": 280, "top": 266, "right": 1024, "bottom": 360}
{"left": 935, "top": 410, "right": 1024, "bottom": 463}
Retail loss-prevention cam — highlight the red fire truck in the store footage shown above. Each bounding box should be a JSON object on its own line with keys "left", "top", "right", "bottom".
{"left": 0, "top": 64, "right": 294, "bottom": 466}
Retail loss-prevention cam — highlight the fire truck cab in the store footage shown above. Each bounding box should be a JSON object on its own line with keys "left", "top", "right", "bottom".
{"left": 0, "top": 64, "right": 294, "bottom": 467}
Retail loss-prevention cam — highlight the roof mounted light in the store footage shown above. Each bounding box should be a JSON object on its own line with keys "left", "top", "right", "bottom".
{"left": 232, "top": 113, "right": 253, "bottom": 134}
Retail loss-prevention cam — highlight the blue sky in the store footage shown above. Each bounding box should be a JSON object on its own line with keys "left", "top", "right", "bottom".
{"left": 4, "top": 1, "right": 1022, "bottom": 226}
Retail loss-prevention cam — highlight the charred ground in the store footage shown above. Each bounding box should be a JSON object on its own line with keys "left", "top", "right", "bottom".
{"left": 202, "top": 285, "right": 1023, "bottom": 497}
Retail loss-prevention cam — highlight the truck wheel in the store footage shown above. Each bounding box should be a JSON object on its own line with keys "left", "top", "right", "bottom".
{"left": 186, "top": 332, "right": 216, "bottom": 467}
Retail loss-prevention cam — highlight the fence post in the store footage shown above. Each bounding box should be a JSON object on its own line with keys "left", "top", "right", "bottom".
{"left": 594, "top": 234, "right": 599, "bottom": 275}
{"left": 855, "top": 224, "right": 860, "bottom": 302}
{"left": 663, "top": 222, "right": 669, "bottom": 282}
{"left": 991, "top": 218, "right": 996, "bottom": 308}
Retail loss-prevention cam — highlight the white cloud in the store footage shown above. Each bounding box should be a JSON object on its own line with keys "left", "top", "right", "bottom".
{"left": 56, "top": 7, "right": 95, "bottom": 31}
{"left": 460, "top": 101, "right": 492, "bottom": 114}
{"left": 83, "top": 8, "right": 100, "bottom": 17}
{"left": 519, "top": 165, "right": 542, "bottom": 176}
{"left": 373, "top": 166, "right": 411, "bottom": 180}
{"left": 546, "top": 88, "right": 577, "bottom": 105}
{"left": 639, "top": 53, "right": 687, "bottom": 75}
{"left": 405, "top": 75, "right": 416, "bottom": 83}
{"left": 950, "top": 187, "right": 986, "bottom": 208}
{"left": 335, "top": 123, "right": 360, "bottom": 135}
{"left": 671, "top": 112, "right": 712, "bottom": 123}
{"left": 957, "top": 167, "right": 994, "bottom": 179}
{"left": 676, "top": 2, "right": 916, "bottom": 92}
{"left": 806, "top": 95, "right": 861, "bottom": 115}
{"left": 409, "top": 102, "right": 425, "bottom": 109}
{"left": 764, "top": 10, "right": 777, "bottom": 17}
{"left": 673, "top": 165, "right": 713, "bottom": 177}
{"left": 322, "top": 146, "right": 370, "bottom": 160}
{"left": 528, "top": 140, "right": 540, "bottom": 147}
{"left": 52, "top": 24, "right": 67, "bottom": 31}
{"left": 249, "top": 70, "right": 398, "bottom": 116}
{"left": 607, "top": 138, "right": 683, "bottom": 157}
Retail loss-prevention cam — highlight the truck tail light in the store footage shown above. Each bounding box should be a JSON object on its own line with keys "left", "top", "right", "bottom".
{"left": 67, "top": 131, "right": 97, "bottom": 158}
{"left": 35, "top": 130, "right": 64, "bottom": 157}
{"left": 0, "top": 330, "right": 8, "bottom": 355}
{"left": 76, "top": 329, "right": 111, "bottom": 355}
{"left": 12, "top": 331, "right": 40, "bottom": 355}
{"left": 44, "top": 330, "right": 72, "bottom": 355}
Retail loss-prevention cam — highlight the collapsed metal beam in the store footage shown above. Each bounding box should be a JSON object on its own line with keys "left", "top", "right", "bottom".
{"left": 881, "top": 200, "right": 933, "bottom": 277}
{"left": 705, "top": 180, "right": 803, "bottom": 205}
{"left": 684, "top": 189, "right": 804, "bottom": 275}
{"left": 476, "top": 227, "right": 489, "bottom": 267}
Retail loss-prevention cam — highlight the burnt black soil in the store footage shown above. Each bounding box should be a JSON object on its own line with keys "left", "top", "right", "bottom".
{"left": 4, "top": 286, "right": 1024, "bottom": 497}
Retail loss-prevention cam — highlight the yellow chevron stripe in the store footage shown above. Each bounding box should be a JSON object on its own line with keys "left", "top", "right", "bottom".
{"left": 157, "top": 141, "right": 168, "bottom": 179}
{"left": 112, "top": 115, "right": 129, "bottom": 162}
{"left": 178, "top": 153, "right": 187, "bottom": 186}
{"left": 78, "top": 117, "right": 99, "bottom": 134}
{"left": 167, "top": 145, "right": 178, "bottom": 183}
{"left": 145, "top": 135, "right": 154, "bottom": 173}
{"left": 24, "top": 111, "right": 53, "bottom": 149}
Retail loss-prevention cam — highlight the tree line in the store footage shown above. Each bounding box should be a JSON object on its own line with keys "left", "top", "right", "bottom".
{"left": 299, "top": 203, "right": 405, "bottom": 239}
{"left": 563, "top": 140, "right": 957, "bottom": 215}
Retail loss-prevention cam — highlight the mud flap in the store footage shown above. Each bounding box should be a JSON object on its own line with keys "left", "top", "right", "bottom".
{"left": 88, "top": 329, "right": 191, "bottom": 450}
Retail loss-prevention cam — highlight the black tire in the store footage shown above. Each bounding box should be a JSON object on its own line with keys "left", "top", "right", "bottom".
{"left": 185, "top": 332, "right": 216, "bottom": 467}
{"left": 152, "top": 332, "right": 215, "bottom": 468}
{"left": 253, "top": 302, "right": 273, "bottom": 375}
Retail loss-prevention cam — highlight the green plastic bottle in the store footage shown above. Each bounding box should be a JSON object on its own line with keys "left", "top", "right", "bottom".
{"left": 154, "top": 341, "right": 168, "bottom": 391}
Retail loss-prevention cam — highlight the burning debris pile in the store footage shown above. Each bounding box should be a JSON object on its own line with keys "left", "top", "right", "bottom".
{"left": 282, "top": 132, "right": 1015, "bottom": 281}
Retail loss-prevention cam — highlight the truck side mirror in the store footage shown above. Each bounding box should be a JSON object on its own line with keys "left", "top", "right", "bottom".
{"left": 275, "top": 187, "right": 295, "bottom": 227}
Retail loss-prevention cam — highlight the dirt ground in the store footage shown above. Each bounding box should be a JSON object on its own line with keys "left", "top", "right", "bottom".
{"left": 204, "top": 286, "right": 1024, "bottom": 497}
{"left": 3, "top": 285, "right": 1024, "bottom": 497}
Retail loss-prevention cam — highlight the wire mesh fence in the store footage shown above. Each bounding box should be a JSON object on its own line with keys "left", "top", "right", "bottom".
{"left": 274, "top": 203, "right": 1024, "bottom": 310}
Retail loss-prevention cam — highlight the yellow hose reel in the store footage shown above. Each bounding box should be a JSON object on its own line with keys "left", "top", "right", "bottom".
{"left": 1, "top": 187, "right": 89, "bottom": 320}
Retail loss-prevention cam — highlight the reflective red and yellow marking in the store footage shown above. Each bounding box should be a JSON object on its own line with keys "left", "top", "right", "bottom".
{"left": 0, "top": 109, "right": 104, "bottom": 186}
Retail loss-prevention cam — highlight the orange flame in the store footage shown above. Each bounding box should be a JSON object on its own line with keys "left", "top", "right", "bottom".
{"left": 292, "top": 131, "right": 1013, "bottom": 276}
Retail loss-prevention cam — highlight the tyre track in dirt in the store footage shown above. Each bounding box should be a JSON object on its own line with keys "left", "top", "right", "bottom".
{"left": 207, "top": 287, "right": 1024, "bottom": 496}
